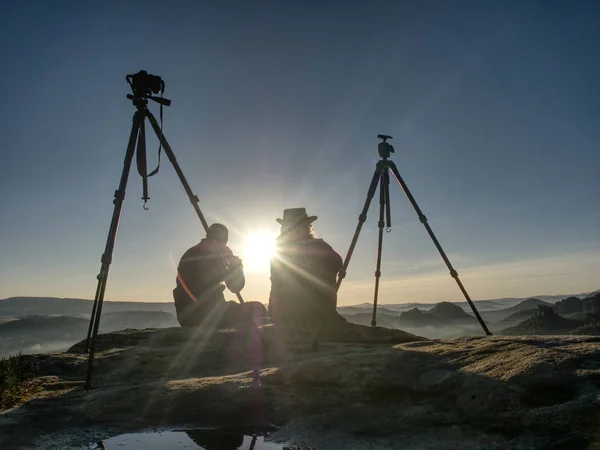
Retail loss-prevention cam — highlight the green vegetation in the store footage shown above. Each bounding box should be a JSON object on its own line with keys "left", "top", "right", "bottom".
{"left": 0, "top": 353, "right": 41, "bottom": 409}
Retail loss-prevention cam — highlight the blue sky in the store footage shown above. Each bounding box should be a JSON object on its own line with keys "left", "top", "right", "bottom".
{"left": 1, "top": 1, "right": 598, "bottom": 305}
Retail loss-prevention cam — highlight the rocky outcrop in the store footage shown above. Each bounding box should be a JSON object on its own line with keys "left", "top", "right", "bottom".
{"left": 398, "top": 307, "right": 445, "bottom": 327}
{"left": 479, "top": 298, "right": 554, "bottom": 323}
{"left": 1, "top": 323, "right": 600, "bottom": 450}
{"left": 554, "top": 296, "right": 584, "bottom": 315}
{"left": 500, "top": 308, "right": 538, "bottom": 325}
{"left": 500, "top": 305, "right": 586, "bottom": 335}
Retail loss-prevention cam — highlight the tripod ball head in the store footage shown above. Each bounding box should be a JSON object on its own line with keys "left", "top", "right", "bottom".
{"left": 377, "top": 134, "right": 395, "bottom": 158}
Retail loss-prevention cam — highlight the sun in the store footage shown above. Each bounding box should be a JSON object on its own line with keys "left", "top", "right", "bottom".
{"left": 242, "top": 230, "right": 277, "bottom": 272}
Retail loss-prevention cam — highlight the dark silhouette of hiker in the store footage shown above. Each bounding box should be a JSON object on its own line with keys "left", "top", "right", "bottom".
{"left": 268, "top": 208, "right": 346, "bottom": 327}
{"left": 173, "top": 223, "right": 266, "bottom": 328}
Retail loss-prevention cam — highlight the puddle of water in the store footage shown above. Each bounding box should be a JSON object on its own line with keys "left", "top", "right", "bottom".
{"left": 94, "top": 429, "right": 292, "bottom": 450}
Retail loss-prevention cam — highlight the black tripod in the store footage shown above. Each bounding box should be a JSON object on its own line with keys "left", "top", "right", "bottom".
{"left": 83, "top": 71, "right": 261, "bottom": 390}
{"left": 336, "top": 135, "right": 491, "bottom": 334}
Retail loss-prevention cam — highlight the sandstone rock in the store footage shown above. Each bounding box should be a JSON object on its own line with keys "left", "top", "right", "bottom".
{"left": 1, "top": 324, "right": 600, "bottom": 450}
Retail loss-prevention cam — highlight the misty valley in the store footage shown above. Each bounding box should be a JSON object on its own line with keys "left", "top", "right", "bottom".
{"left": 1, "top": 292, "right": 599, "bottom": 358}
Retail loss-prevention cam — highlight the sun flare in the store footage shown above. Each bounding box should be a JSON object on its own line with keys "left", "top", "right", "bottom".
{"left": 243, "top": 230, "right": 277, "bottom": 272}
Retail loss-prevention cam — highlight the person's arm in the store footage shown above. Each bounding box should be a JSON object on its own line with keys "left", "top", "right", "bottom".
{"left": 316, "top": 239, "right": 343, "bottom": 273}
{"left": 268, "top": 255, "right": 285, "bottom": 317}
{"left": 222, "top": 246, "right": 245, "bottom": 294}
{"left": 315, "top": 240, "right": 343, "bottom": 311}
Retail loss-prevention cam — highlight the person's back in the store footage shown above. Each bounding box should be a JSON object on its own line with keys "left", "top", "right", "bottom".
{"left": 173, "top": 224, "right": 246, "bottom": 327}
{"left": 268, "top": 208, "right": 344, "bottom": 326}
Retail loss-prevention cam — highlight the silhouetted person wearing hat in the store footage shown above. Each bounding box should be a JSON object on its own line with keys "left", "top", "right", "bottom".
{"left": 268, "top": 208, "right": 346, "bottom": 327}
{"left": 173, "top": 223, "right": 266, "bottom": 328}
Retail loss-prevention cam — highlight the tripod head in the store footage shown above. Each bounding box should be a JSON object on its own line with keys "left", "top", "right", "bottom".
{"left": 377, "top": 134, "right": 395, "bottom": 159}
{"left": 123, "top": 71, "right": 173, "bottom": 210}
{"left": 126, "top": 70, "right": 172, "bottom": 107}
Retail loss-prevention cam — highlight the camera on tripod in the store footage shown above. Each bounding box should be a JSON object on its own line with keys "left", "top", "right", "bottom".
{"left": 377, "top": 134, "right": 395, "bottom": 159}
{"left": 127, "top": 70, "right": 165, "bottom": 97}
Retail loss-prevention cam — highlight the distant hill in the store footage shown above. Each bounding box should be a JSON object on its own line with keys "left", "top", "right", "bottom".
{"left": 102, "top": 311, "right": 178, "bottom": 330}
{"left": 339, "top": 306, "right": 399, "bottom": 317}
{"left": 337, "top": 306, "right": 370, "bottom": 315}
{"left": 570, "top": 322, "right": 600, "bottom": 335}
{"left": 342, "top": 302, "right": 478, "bottom": 330}
{"left": 0, "top": 311, "right": 178, "bottom": 357}
{"left": 499, "top": 293, "right": 600, "bottom": 327}
{"left": 500, "top": 306, "right": 587, "bottom": 335}
{"left": 565, "top": 292, "right": 600, "bottom": 334}
{"left": 584, "top": 292, "right": 600, "bottom": 315}
{"left": 3, "top": 292, "right": 597, "bottom": 320}
{"left": 0, "top": 315, "right": 90, "bottom": 357}
{"left": 554, "top": 296, "right": 584, "bottom": 315}
{"left": 454, "top": 293, "right": 594, "bottom": 313}
{"left": 477, "top": 298, "right": 553, "bottom": 323}
{"left": 397, "top": 308, "right": 445, "bottom": 328}
{"left": 337, "top": 291, "right": 598, "bottom": 315}
{"left": 341, "top": 307, "right": 471, "bottom": 339}
{"left": 0, "top": 315, "right": 88, "bottom": 334}
{"left": 3, "top": 292, "right": 598, "bottom": 344}
{"left": 506, "top": 298, "right": 553, "bottom": 312}
{"left": 500, "top": 308, "right": 537, "bottom": 325}
{"left": 428, "top": 302, "right": 475, "bottom": 321}
{"left": 339, "top": 312, "right": 403, "bottom": 329}
{"left": 0, "top": 297, "right": 176, "bottom": 318}
{"left": 552, "top": 293, "right": 600, "bottom": 317}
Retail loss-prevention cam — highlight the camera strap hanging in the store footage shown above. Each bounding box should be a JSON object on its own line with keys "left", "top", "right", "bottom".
{"left": 125, "top": 70, "right": 165, "bottom": 209}
{"left": 146, "top": 91, "right": 164, "bottom": 178}
{"left": 135, "top": 90, "right": 165, "bottom": 208}
{"left": 135, "top": 117, "right": 150, "bottom": 208}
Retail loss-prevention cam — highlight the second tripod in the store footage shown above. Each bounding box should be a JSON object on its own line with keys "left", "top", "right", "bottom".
{"left": 337, "top": 135, "right": 492, "bottom": 335}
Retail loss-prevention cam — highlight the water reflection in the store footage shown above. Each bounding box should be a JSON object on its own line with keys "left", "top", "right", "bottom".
{"left": 98, "top": 428, "right": 296, "bottom": 450}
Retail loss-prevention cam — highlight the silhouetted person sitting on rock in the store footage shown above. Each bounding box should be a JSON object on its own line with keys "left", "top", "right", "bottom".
{"left": 268, "top": 208, "right": 346, "bottom": 328}
{"left": 173, "top": 223, "right": 266, "bottom": 328}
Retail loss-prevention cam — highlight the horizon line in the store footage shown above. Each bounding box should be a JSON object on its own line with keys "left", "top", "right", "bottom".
{"left": 1, "top": 288, "right": 597, "bottom": 305}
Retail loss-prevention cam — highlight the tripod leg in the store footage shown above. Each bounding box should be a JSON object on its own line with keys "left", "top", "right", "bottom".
{"left": 371, "top": 172, "right": 387, "bottom": 327}
{"left": 383, "top": 169, "right": 391, "bottom": 229}
{"left": 145, "top": 111, "right": 246, "bottom": 304}
{"left": 145, "top": 111, "right": 209, "bottom": 232}
{"left": 388, "top": 161, "right": 492, "bottom": 336}
{"left": 311, "top": 166, "right": 383, "bottom": 351}
{"left": 145, "top": 111, "right": 249, "bottom": 303}
{"left": 84, "top": 272, "right": 103, "bottom": 352}
{"left": 336, "top": 164, "right": 384, "bottom": 290}
{"left": 144, "top": 111, "right": 268, "bottom": 353}
{"left": 84, "top": 112, "right": 142, "bottom": 389}
{"left": 136, "top": 119, "right": 150, "bottom": 205}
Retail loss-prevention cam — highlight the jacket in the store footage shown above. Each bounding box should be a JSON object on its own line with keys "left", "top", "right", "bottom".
{"left": 268, "top": 237, "right": 342, "bottom": 322}
{"left": 175, "top": 239, "right": 245, "bottom": 305}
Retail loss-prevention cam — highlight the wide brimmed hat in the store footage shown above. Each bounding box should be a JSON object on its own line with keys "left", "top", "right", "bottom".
{"left": 276, "top": 208, "right": 317, "bottom": 226}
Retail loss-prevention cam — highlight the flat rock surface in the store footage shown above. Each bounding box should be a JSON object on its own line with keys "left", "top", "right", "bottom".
{"left": 2, "top": 323, "right": 600, "bottom": 450}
